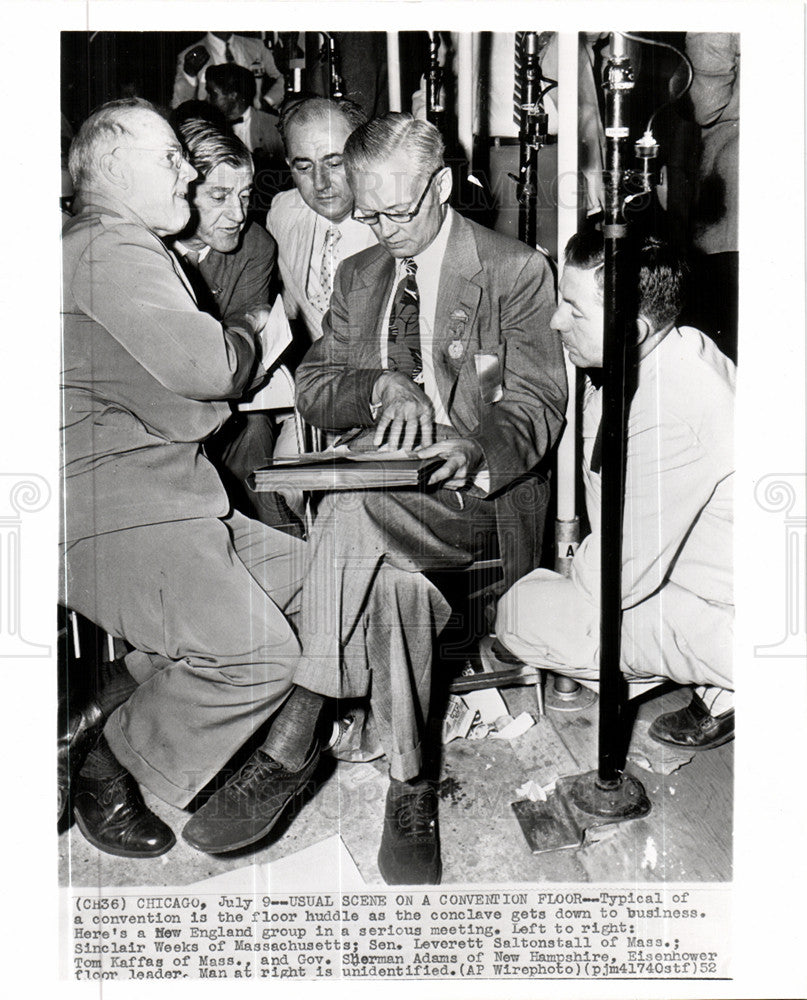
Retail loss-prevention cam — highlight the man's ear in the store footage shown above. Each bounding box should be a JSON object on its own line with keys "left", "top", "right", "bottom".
{"left": 635, "top": 313, "right": 653, "bottom": 346}
{"left": 98, "top": 149, "right": 129, "bottom": 191}
{"left": 436, "top": 164, "right": 453, "bottom": 204}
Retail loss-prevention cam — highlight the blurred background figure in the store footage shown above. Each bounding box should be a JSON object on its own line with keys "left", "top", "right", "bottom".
{"left": 172, "top": 31, "right": 285, "bottom": 111}
{"left": 680, "top": 32, "right": 739, "bottom": 362}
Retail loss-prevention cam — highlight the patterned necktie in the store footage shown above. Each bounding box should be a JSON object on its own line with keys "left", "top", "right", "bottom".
{"left": 224, "top": 40, "right": 235, "bottom": 63}
{"left": 319, "top": 225, "right": 341, "bottom": 302}
{"left": 387, "top": 258, "right": 422, "bottom": 383}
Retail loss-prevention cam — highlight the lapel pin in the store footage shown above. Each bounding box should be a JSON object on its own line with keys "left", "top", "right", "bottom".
{"left": 448, "top": 339, "right": 465, "bottom": 360}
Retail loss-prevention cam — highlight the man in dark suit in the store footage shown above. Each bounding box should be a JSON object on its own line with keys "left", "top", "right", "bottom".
{"left": 280, "top": 113, "right": 567, "bottom": 884}
{"left": 169, "top": 118, "right": 294, "bottom": 530}
{"left": 60, "top": 99, "right": 444, "bottom": 864}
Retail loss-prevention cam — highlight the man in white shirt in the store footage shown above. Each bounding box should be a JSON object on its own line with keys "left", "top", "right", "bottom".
{"left": 203, "top": 62, "right": 284, "bottom": 161}
{"left": 266, "top": 96, "right": 377, "bottom": 345}
{"left": 496, "top": 227, "right": 735, "bottom": 751}
{"left": 172, "top": 31, "right": 285, "bottom": 111}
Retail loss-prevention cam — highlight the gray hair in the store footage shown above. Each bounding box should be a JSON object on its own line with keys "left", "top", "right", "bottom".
{"left": 343, "top": 112, "right": 445, "bottom": 182}
{"left": 68, "top": 97, "right": 158, "bottom": 190}
{"left": 177, "top": 118, "right": 253, "bottom": 179}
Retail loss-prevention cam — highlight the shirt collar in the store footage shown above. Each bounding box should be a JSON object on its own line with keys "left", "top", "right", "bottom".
{"left": 407, "top": 205, "right": 453, "bottom": 272}
{"left": 173, "top": 239, "right": 212, "bottom": 263}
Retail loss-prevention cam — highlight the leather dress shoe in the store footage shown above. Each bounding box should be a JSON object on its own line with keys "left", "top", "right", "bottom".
{"left": 57, "top": 697, "right": 105, "bottom": 822}
{"left": 182, "top": 744, "right": 320, "bottom": 854}
{"left": 72, "top": 768, "right": 176, "bottom": 858}
{"left": 377, "top": 780, "right": 441, "bottom": 885}
{"left": 648, "top": 692, "right": 735, "bottom": 751}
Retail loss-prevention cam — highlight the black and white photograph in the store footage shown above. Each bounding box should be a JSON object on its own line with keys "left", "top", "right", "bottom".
{"left": 1, "top": 1, "right": 805, "bottom": 997}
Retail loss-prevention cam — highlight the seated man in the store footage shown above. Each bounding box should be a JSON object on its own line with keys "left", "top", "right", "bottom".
{"left": 284, "top": 113, "right": 566, "bottom": 882}
{"left": 60, "top": 98, "right": 447, "bottom": 863}
{"left": 496, "top": 228, "right": 735, "bottom": 748}
{"left": 169, "top": 118, "right": 294, "bottom": 530}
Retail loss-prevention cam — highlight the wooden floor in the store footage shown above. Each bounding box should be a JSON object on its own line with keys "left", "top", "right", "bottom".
{"left": 59, "top": 680, "right": 732, "bottom": 888}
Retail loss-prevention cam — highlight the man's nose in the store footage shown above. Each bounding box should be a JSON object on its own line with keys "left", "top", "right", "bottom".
{"left": 180, "top": 159, "right": 197, "bottom": 183}
{"left": 550, "top": 304, "right": 567, "bottom": 332}
{"left": 313, "top": 163, "right": 330, "bottom": 192}
{"left": 376, "top": 214, "right": 400, "bottom": 240}
{"left": 225, "top": 196, "right": 246, "bottom": 224}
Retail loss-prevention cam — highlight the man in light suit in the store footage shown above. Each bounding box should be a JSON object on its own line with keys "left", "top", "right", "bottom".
{"left": 267, "top": 97, "right": 377, "bottom": 346}
{"left": 172, "top": 31, "right": 285, "bottom": 111}
{"left": 60, "top": 99, "right": 446, "bottom": 864}
{"left": 497, "top": 228, "right": 735, "bottom": 749}
{"left": 279, "top": 113, "right": 566, "bottom": 884}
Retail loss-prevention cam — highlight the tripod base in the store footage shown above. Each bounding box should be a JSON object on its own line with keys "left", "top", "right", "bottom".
{"left": 568, "top": 769, "right": 651, "bottom": 819}
{"left": 512, "top": 770, "right": 651, "bottom": 855}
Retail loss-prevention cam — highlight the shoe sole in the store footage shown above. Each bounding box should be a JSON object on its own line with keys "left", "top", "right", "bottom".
{"left": 72, "top": 806, "right": 176, "bottom": 859}
{"left": 378, "top": 857, "right": 442, "bottom": 886}
{"left": 182, "top": 748, "right": 321, "bottom": 855}
{"left": 648, "top": 729, "right": 735, "bottom": 752}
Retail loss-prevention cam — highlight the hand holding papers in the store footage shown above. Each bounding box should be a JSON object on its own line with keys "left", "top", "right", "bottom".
{"left": 238, "top": 297, "right": 294, "bottom": 412}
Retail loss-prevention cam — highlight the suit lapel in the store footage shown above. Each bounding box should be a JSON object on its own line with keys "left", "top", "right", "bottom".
{"left": 433, "top": 214, "right": 483, "bottom": 417}
{"left": 348, "top": 249, "right": 396, "bottom": 349}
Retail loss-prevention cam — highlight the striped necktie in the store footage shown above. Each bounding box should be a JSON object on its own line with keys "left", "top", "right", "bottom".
{"left": 387, "top": 258, "right": 422, "bottom": 383}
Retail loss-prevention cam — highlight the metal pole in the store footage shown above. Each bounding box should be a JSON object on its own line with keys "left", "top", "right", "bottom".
{"left": 386, "top": 33, "right": 402, "bottom": 112}
{"left": 554, "top": 32, "right": 580, "bottom": 569}
{"left": 456, "top": 33, "right": 474, "bottom": 163}
{"left": 598, "top": 32, "right": 634, "bottom": 786}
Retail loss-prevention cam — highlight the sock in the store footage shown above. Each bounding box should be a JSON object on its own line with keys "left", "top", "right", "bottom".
{"left": 79, "top": 734, "right": 126, "bottom": 780}
{"left": 261, "top": 686, "right": 326, "bottom": 770}
{"left": 694, "top": 685, "right": 733, "bottom": 716}
{"left": 94, "top": 658, "right": 139, "bottom": 717}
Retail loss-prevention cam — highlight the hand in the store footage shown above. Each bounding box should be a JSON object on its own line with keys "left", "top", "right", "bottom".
{"left": 372, "top": 372, "right": 434, "bottom": 452}
{"left": 184, "top": 45, "right": 210, "bottom": 78}
{"left": 415, "top": 438, "right": 485, "bottom": 489}
{"left": 244, "top": 305, "right": 272, "bottom": 335}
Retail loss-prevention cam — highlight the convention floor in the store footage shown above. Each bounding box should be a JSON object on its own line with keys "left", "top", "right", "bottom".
{"left": 59, "top": 682, "right": 732, "bottom": 889}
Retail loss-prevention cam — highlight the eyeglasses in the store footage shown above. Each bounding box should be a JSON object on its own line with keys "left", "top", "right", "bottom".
{"left": 115, "top": 146, "right": 188, "bottom": 172}
{"left": 352, "top": 167, "right": 442, "bottom": 226}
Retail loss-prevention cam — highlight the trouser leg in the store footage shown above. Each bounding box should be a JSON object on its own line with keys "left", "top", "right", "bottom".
{"left": 61, "top": 515, "right": 305, "bottom": 807}
{"left": 293, "top": 490, "right": 458, "bottom": 779}
{"left": 497, "top": 570, "right": 733, "bottom": 690}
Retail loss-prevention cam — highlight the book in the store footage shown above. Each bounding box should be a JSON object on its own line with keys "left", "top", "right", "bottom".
{"left": 250, "top": 452, "right": 442, "bottom": 492}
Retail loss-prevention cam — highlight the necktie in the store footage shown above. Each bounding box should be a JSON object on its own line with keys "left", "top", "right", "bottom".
{"left": 224, "top": 40, "right": 235, "bottom": 63}
{"left": 387, "top": 258, "right": 422, "bottom": 383}
{"left": 319, "top": 225, "right": 341, "bottom": 302}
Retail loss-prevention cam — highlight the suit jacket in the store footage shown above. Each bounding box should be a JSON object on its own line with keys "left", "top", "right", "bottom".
{"left": 266, "top": 188, "right": 377, "bottom": 343}
{"left": 61, "top": 194, "right": 259, "bottom": 542}
{"left": 179, "top": 222, "right": 277, "bottom": 326}
{"left": 296, "top": 209, "right": 568, "bottom": 582}
{"left": 172, "top": 33, "right": 284, "bottom": 109}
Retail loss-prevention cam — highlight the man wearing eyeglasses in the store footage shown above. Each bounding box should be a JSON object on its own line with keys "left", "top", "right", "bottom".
{"left": 286, "top": 113, "right": 567, "bottom": 884}
{"left": 60, "top": 99, "right": 446, "bottom": 865}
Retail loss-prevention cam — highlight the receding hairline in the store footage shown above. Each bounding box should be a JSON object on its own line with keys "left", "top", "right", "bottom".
{"left": 284, "top": 105, "right": 357, "bottom": 149}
